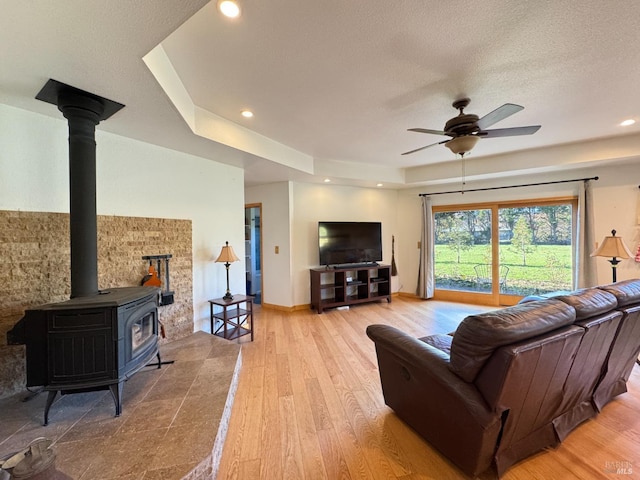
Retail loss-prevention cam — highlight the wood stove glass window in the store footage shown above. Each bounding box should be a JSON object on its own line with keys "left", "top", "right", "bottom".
{"left": 132, "top": 312, "right": 155, "bottom": 353}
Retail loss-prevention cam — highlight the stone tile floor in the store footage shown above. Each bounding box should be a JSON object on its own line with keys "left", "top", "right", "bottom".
{"left": 0, "top": 332, "right": 241, "bottom": 480}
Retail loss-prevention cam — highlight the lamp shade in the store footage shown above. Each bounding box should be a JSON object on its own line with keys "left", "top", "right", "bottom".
{"left": 445, "top": 135, "right": 479, "bottom": 155}
{"left": 215, "top": 242, "right": 240, "bottom": 263}
{"left": 590, "top": 230, "right": 633, "bottom": 259}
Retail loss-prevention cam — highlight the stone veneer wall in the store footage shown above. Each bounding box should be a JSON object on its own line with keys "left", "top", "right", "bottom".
{"left": 0, "top": 211, "right": 193, "bottom": 398}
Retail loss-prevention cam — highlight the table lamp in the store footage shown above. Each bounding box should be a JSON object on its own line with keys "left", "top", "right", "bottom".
{"left": 216, "top": 241, "right": 240, "bottom": 300}
{"left": 590, "top": 229, "right": 633, "bottom": 282}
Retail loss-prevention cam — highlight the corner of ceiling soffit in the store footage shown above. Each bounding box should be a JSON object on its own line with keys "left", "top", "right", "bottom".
{"left": 143, "top": 43, "right": 315, "bottom": 176}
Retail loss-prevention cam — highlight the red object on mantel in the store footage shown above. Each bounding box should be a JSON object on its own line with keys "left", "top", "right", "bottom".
{"left": 635, "top": 244, "right": 640, "bottom": 263}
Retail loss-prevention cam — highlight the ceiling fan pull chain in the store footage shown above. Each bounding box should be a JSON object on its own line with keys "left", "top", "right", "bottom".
{"left": 460, "top": 154, "right": 466, "bottom": 194}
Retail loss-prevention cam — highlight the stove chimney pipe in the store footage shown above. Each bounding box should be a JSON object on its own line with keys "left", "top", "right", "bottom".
{"left": 36, "top": 80, "right": 124, "bottom": 298}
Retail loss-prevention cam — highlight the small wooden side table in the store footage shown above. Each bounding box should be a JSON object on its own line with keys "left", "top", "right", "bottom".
{"left": 208, "top": 295, "right": 254, "bottom": 342}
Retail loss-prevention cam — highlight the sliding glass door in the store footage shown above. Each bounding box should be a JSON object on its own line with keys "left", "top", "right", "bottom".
{"left": 434, "top": 198, "right": 576, "bottom": 305}
{"left": 434, "top": 208, "right": 493, "bottom": 294}
{"left": 498, "top": 205, "right": 573, "bottom": 297}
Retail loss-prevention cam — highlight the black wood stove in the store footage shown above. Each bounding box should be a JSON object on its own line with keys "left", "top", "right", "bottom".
{"left": 9, "top": 286, "right": 160, "bottom": 425}
{"left": 7, "top": 80, "right": 163, "bottom": 425}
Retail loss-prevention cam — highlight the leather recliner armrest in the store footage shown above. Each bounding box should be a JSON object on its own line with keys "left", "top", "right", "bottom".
{"left": 366, "top": 324, "right": 498, "bottom": 422}
{"left": 366, "top": 323, "right": 502, "bottom": 477}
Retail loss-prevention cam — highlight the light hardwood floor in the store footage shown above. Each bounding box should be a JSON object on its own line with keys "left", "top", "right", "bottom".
{"left": 217, "top": 297, "right": 640, "bottom": 479}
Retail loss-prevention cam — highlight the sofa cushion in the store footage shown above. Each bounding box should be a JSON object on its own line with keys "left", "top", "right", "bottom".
{"left": 450, "top": 299, "right": 576, "bottom": 382}
{"left": 598, "top": 279, "right": 640, "bottom": 307}
{"left": 554, "top": 288, "right": 618, "bottom": 320}
{"left": 420, "top": 333, "right": 453, "bottom": 356}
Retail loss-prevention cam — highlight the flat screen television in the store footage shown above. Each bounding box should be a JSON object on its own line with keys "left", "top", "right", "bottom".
{"left": 318, "top": 221, "right": 382, "bottom": 266}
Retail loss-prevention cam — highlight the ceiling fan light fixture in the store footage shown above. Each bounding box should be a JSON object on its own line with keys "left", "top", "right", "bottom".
{"left": 445, "top": 135, "right": 479, "bottom": 155}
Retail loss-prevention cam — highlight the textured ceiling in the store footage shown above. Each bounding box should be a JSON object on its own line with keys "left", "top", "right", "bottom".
{"left": 2, "top": 1, "right": 640, "bottom": 188}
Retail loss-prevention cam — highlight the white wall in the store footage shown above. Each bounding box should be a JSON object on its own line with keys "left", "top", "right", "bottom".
{"left": 247, "top": 173, "right": 640, "bottom": 307}
{"left": 397, "top": 164, "right": 640, "bottom": 294}
{"left": 395, "top": 189, "right": 422, "bottom": 296}
{"left": 245, "top": 182, "right": 294, "bottom": 307}
{"left": 291, "top": 183, "right": 399, "bottom": 306}
{"left": 0, "top": 103, "right": 246, "bottom": 332}
{"left": 246, "top": 182, "right": 400, "bottom": 307}
{"left": 590, "top": 166, "right": 640, "bottom": 284}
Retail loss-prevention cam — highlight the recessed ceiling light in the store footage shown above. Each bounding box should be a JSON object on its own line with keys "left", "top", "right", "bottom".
{"left": 323, "top": 178, "right": 331, "bottom": 183}
{"left": 218, "top": 0, "right": 241, "bottom": 18}
{"left": 376, "top": 183, "right": 383, "bottom": 187}
{"left": 241, "top": 110, "right": 253, "bottom": 118}
{"left": 620, "top": 119, "right": 636, "bottom": 126}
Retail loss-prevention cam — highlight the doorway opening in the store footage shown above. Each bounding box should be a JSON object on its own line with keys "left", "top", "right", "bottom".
{"left": 245, "top": 204, "right": 262, "bottom": 304}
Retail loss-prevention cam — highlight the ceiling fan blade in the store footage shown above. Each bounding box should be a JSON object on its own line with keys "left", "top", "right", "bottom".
{"left": 476, "top": 103, "right": 524, "bottom": 130}
{"left": 479, "top": 125, "right": 541, "bottom": 138}
{"left": 401, "top": 140, "right": 448, "bottom": 155}
{"left": 408, "top": 128, "right": 448, "bottom": 136}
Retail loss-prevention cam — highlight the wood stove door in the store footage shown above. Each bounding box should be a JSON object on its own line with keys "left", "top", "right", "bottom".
{"left": 119, "top": 295, "right": 159, "bottom": 379}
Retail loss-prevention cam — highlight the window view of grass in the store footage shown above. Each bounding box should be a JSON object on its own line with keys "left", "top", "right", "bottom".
{"left": 434, "top": 205, "right": 573, "bottom": 297}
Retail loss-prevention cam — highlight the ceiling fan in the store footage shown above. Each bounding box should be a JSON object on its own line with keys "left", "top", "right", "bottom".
{"left": 402, "top": 98, "right": 541, "bottom": 157}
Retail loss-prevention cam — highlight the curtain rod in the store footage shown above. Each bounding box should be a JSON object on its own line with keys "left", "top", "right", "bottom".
{"left": 419, "top": 176, "right": 599, "bottom": 197}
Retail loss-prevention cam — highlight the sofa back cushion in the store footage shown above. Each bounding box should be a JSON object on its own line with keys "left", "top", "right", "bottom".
{"left": 598, "top": 279, "right": 640, "bottom": 307}
{"left": 474, "top": 324, "right": 584, "bottom": 475}
{"left": 554, "top": 288, "right": 618, "bottom": 319}
{"left": 450, "top": 299, "right": 576, "bottom": 382}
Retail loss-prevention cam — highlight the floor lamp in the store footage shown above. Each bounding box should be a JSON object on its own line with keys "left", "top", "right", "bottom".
{"left": 590, "top": 229, "right": 633, "bottom": 283}
{"left": 216, "top": 241, "right": 240, "bottom": 300}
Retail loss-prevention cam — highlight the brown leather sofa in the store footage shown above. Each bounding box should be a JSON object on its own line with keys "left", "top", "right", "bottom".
{"left": 366, "top": 279, "right": 640, "bottom": 477}
{"left": 595, "top": 279, "right": 640, "bottom": 410}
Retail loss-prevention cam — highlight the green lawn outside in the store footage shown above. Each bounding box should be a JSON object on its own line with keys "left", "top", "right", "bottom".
{"left": 435, "top": 243, "right": 573, "bottom": 295}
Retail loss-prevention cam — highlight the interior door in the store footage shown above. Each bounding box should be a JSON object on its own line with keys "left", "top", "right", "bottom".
{"left": 244, "top": 204, "right": 262, "bottom": 304}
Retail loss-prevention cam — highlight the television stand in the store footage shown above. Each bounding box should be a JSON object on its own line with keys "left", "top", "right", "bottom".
{"left": 310, "top": 264, "right": 391, "bottom": 314}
